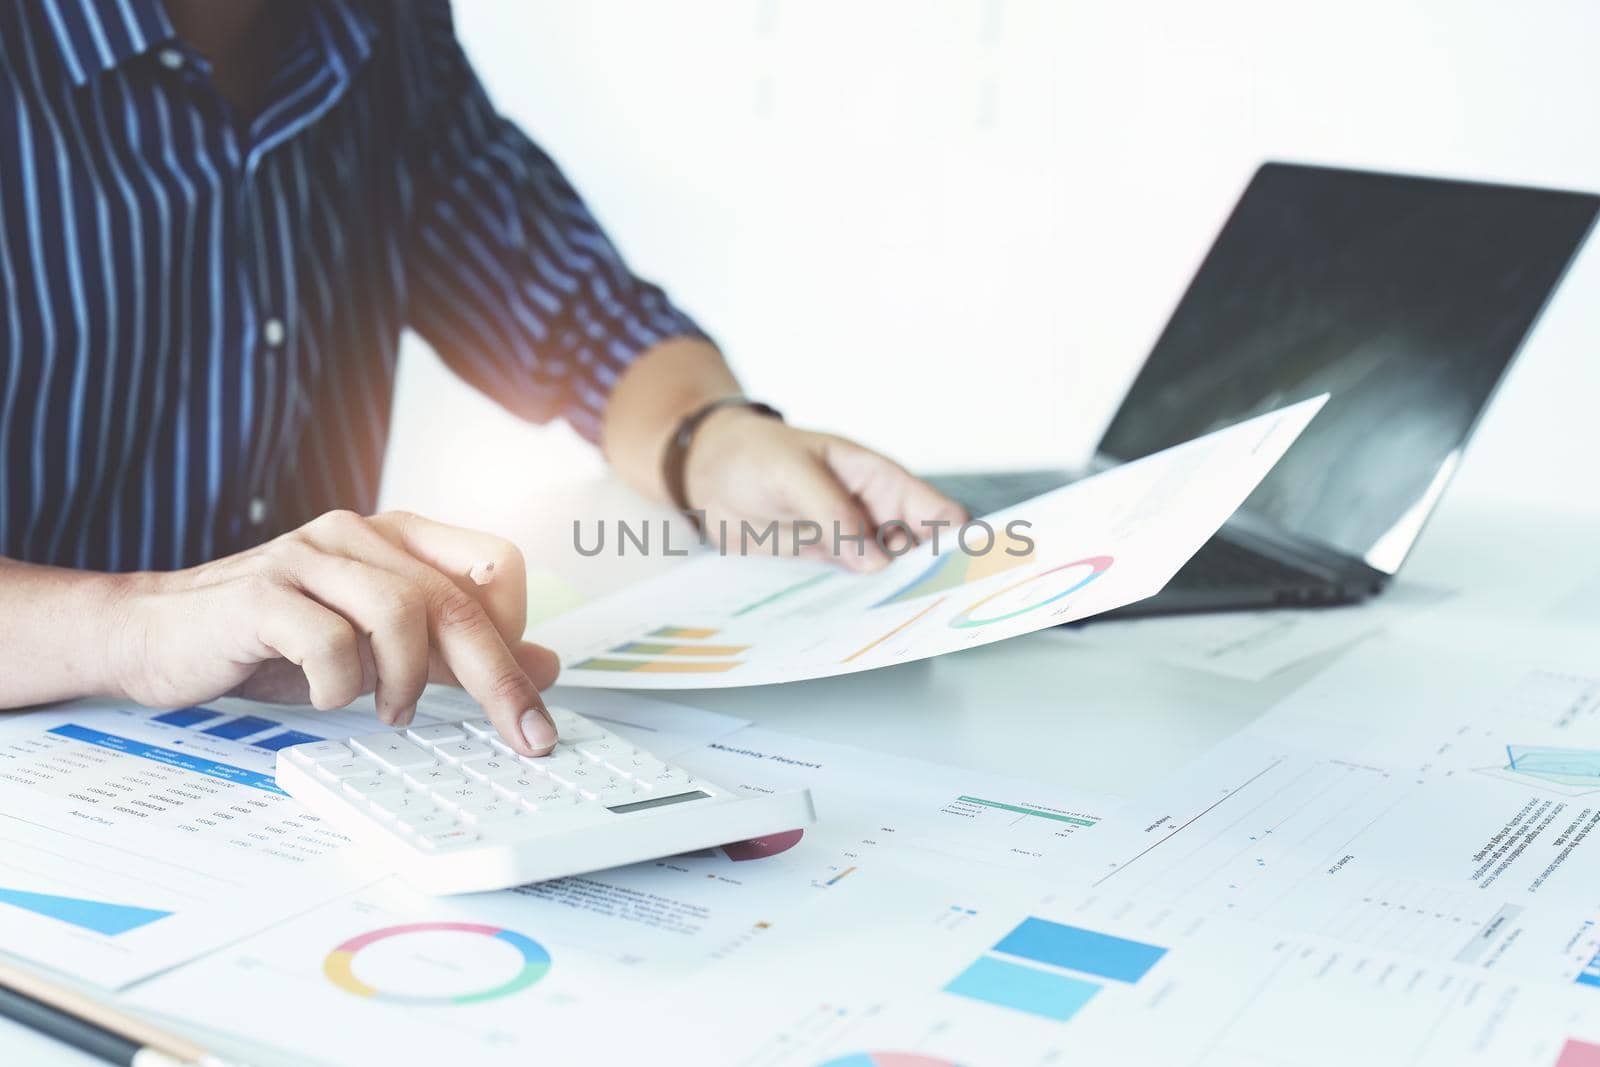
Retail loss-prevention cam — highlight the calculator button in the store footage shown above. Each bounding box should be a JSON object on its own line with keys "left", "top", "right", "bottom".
{"left": 461, "top": 718, "right": 499, "bottom": 738}
{"left": 643, "top": 767, "right": 696, "bottom": 791}
{"left": 342, "top": 775, "right": 404, "bottom": 799}
{"left": 288, "top": 741, "right": 355, "bottom": 764}
{"left": 407, "top": 723, "right": 466, "bottom": 745}
{"left": 603, "top": 752, "right": 669, "bottom": 780}
{"left": 461, "top": 756, "right": 521, "bottom": 781}
{"left": 574, "top": 738, "right": 631, "bottom": 763}
{"left": 491, "top": 774, "right": 546, "bottom": 798}
{"left": 318, "top": 757, "right": 381, "bottom": 781}
{"left": 578, "top": 777, "right": 640, "bottom": 805}
{"left": 403, "top": 766, "right": 469, "bottom": 791}
{"left": 544, "top": 760, "right": 604, "bottom": 788}
{"left": 349, "top": 734, "right": 436, "bottom": 769}
{"left": 434, "top": 739, "right": 495, "bottom": 763}
{"left": 495, "top": 777, "right": 573, "bottom": 810}
{"left": 367, "top": 792, "right": 437, "bottom": 820}
{"left": 397, "top": 810, "right": 456, "bottom": 833}
{"left": 523, "top": 746, "right": 589, "bottom": 777}
{"left": 459, "top": 802, "right": 523, "bottom": 825}
{"left": 549, "top": 709, "right": 603, "bottom": 742}
{"left": 431, "top": 782, "right": 498, "bottom": 811}
{"left": 519, "top": 788, "right": 579, "bottom": 812}
{"left": 416, "top": 827, "right": 479, "bottom": 851}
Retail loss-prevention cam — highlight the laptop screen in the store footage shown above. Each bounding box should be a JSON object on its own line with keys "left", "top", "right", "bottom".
{"left": 1098, "top": 163, "right": 1598, "bottom": 573}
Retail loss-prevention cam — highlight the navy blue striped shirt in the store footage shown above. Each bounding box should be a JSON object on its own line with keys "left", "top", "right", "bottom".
{"left": 0, "top": 0, "right": 703, "bottom": 571}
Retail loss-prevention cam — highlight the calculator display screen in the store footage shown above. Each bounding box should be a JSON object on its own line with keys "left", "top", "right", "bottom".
{"left": 607, "top": 790, "right": 710, "bottom": 814}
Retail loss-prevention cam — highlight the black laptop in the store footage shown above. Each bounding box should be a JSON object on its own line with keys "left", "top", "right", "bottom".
{"left": 929, "top": 162, "right": 1599, "bottom": 618}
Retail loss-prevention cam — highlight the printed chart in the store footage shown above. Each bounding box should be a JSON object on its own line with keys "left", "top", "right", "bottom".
{"left": 325, "top": 922, "right": 551, "bottom": 1005}
{"left": 0, "top": 699, "right": 389, "bottom": 985}
{"left": 533, "top": 399, "right": 1325, "bottom": 688}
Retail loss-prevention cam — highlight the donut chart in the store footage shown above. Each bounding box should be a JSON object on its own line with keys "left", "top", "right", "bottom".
{"left": 948, "top": 556, "right": 1113, "bottom": 629}
{"left": 818, "top": 1053, "right": 965, "bottom": 1067}
{"left": 324, "top": 922, "right": 550, "bottom": 1005}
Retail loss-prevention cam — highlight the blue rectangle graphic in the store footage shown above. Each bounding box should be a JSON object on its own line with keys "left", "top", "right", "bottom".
{"left": 994, "top": 918, "right": 1166, "bottom": 984}
{"left": 152, "top": 706, "right": 222, "bottom": 728}
{"left": 200, "top": 716, "right": 279, "bottom": 741}
{"left": 252, "top": 730, "right": 322, "bottom": 752}
{"left": 945, "top": 956, "right": 1100, "bottom": 1021}
{"left": 48, "top": 724, "right": 286, "bottom": 795}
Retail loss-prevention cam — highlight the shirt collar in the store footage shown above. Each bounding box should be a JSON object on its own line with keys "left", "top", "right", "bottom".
{"left": 39, "top": 0, "right": 176, "bottom": 87}
{"left": 39, "top": 0, "right": 377, "bottom": 90}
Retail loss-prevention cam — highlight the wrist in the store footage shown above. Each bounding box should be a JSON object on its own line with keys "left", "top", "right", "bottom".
{"left": 95, "top": 570, "right": 158, "bottom": 701}
{"left": 680, "top": 405, "right": 767, "bottom": 510}
{"left": 663, "top": 398, "right": 783, "bottom": 513}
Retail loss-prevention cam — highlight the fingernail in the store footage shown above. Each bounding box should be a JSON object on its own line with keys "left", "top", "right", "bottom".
{"left": 520, "top": 707, "right": 557, "bottom": 751}
{"left": 469, "top": 560, "right": 496, "bottom": 586}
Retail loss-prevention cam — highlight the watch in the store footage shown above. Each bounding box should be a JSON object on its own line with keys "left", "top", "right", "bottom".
{"left": 662, "top": 396, "right": 784, "bottom": 514}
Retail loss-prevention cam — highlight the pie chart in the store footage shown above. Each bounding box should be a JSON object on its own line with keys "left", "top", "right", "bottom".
{"left": 722, "top": 828, "right": 805, "bottom": 861}
{"left": 873, "top": 528, "right": 1035, "bottom": 609}
{"left": 948, "top": 556, "right": 1113, "bottom": 629}
{"left": 323, "top": 922, "right": 550, "bottom": 1005}
{"left": 818, "top": 1054, "right": 965, "bottom": 1067}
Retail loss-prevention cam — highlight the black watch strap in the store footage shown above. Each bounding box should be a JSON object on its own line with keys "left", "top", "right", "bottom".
{"left": 662, "top": 396, "right": 783, "bottom": 513}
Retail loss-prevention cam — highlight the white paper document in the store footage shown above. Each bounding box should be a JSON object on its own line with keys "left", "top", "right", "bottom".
{"left": 125, "top": 721, "right": 1120, "bottom": 1066}
{"left": 531, "top": 397, "right": 1326, "bottom": 689}
{"left": 665, "top": 633, "right": 1600, "bottom": 1067}
{"left": 0, "top": 686, "right": 728, "bottom": 989}
{"left": 1065, "top": 579, "right": 1455, "bottom": 681}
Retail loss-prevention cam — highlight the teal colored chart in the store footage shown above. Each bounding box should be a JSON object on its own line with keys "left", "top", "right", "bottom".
{"left": 1503, "top": 745, "right": 1600, "bottom": 789}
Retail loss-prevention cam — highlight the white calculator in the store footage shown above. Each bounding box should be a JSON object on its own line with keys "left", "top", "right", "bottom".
{"left": 275, "top": 706, "right": 815, "bottom": 894}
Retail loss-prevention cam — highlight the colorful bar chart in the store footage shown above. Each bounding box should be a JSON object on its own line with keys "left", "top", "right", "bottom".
{"left": 573, "top": 658, "right": 741, "bottom": 674}
{"left": 647, "top": 626, "right": 720, "bottom": 639}
{"left": 611, "top": 641, "right": 750, "bottom": 657}
{"left": 994, "top": 918, "right": 1166, "bottom": 982}
{"left": 944, "top": 956, "right": 1100, "bottom": 1022}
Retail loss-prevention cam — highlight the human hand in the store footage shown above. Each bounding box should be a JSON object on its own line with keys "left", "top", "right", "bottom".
{"left": 106, "top": 510, "right": 561, "bottom": 755}
{"left": 683, "top": 410, "right": 967, "bottom": 572}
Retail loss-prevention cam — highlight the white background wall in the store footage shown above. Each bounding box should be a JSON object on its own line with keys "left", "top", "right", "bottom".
{"left": 381, "top": 0, "right": 1600, "bottom": 532}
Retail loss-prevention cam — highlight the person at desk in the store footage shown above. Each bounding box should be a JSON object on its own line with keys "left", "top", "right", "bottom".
{"left": 0, "top": 1, "right": 962, "bottom": 757}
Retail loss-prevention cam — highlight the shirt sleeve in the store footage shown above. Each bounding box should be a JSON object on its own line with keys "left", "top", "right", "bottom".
{"left": 401, "top": 3, "right": 708, "bottom": 444}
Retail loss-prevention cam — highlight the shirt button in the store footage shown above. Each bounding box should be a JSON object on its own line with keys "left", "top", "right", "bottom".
{"left": 263, "top": 318, "right": 286, "bottom": 348}
{"left": 248, "top": 498, "right": 269, "bottom": 526}
{"left": 157, "top": 48, "right": 185, "bottom": 71}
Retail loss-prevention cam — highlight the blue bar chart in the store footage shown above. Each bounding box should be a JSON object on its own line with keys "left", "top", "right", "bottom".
{"left": 944, "top": 916, "right": 1166, "bottom": 1022}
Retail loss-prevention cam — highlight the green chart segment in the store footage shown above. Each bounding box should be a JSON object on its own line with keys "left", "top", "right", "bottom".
{"left": 733, "top": 572, "right": 833, "bottom": 617}
{"left": 954, "top": 795, "right": 1098, "bottom": 827}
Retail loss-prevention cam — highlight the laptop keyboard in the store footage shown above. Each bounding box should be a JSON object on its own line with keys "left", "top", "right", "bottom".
{"left": 1168, "top": 537, "right": 1327, "bottom": 591}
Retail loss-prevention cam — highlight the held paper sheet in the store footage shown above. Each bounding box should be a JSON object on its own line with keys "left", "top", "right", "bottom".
{"left": 532, "top": 397, "right": 1327, "bottom": 689}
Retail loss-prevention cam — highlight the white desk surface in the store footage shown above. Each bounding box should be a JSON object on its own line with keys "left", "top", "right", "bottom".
{"left": 6, "top": 486, "right": 1596, "bottom": 1066}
